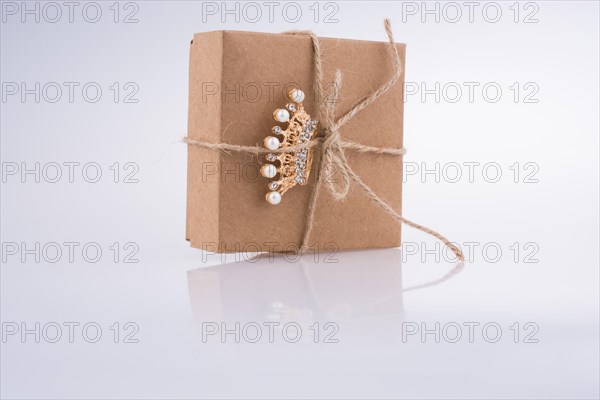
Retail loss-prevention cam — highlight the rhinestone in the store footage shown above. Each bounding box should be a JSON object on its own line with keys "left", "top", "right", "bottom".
{"left": 266, "top": 154, "right": 276, "bottom": 162}
{"left": 269, "top": 182, "right": 279, "bottom": 190}
{"left": 287, "top": 103, "right": 296, "bottom": 111}
{"left": 272, "top": 126, "right": 282, "bottom": 134}
{"left": 295, "top": 176, "right": 305, "bottom": 184}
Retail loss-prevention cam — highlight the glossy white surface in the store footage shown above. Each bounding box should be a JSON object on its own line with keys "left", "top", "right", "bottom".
{"left": 1, "top": 249, "right": 598, "bottom": 399}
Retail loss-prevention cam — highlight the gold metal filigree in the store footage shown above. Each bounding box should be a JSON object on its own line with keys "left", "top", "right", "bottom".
{"left": 261, "top": 88, "right": 318, "bottom": 205}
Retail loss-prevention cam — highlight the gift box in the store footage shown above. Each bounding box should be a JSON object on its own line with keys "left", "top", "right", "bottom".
{"left": 186, "top": 28, "right": 406, "bottom": 253}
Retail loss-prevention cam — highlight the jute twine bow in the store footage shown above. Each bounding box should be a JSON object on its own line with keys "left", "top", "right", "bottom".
{"left": 185, "top": 19, "right": 465, "bottom": 262}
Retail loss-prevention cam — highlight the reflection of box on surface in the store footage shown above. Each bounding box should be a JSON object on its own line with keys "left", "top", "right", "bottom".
{"left": 187, "top": 250, "right": 404, "bottom": 322}
{"left": 186, "top": 30, "right": 405, "bottom": 252}
{"left": 187, "top": 260, "right": 311, "bottom": 323}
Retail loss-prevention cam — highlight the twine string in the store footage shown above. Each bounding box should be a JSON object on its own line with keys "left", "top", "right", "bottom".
{"left": 185, "top": 19, "right": 464, "bottom": 262}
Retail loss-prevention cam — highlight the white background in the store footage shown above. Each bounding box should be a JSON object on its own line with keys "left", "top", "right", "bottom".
{"left": 1, "top": 1, "right": 599, "bottom": 399}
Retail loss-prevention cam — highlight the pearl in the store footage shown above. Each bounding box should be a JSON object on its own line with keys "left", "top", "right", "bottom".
{"left": 266, "top": 191, "right": 282, "bottom": 205}
{"left": 260, "top": 164, "right": 277, "bottom": 178}
{"left": 273, "top": 108, "right": 290, "bottom": 123}
{"left": 263, "top": 136, "right": 280, "bottom": 150}
{"left": 289, "top": 89, "right": 305, "bottom": 103}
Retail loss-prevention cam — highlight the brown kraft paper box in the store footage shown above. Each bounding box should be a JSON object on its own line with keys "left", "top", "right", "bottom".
{"left": 186, "top": 30, "right": 406, "bottom": 253}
